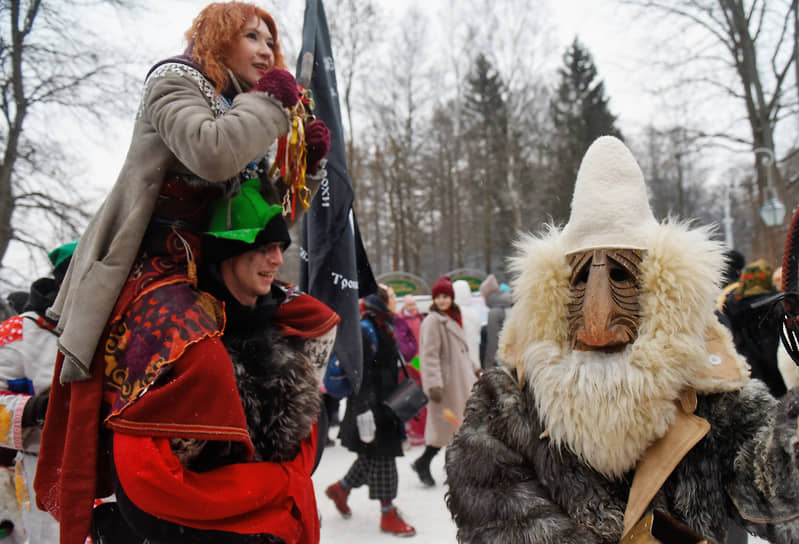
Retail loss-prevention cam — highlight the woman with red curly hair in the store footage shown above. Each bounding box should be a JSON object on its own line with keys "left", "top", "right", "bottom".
{"left": 34, "top": 3, "right": 332, "bottom": 544}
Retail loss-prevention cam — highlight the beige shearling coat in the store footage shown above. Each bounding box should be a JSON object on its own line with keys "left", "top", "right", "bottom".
{"left": 419, "top": 310, "right": 477, "bottom": 447}
{"left": 50, "top": 62, "right": 316, "bottom": 383}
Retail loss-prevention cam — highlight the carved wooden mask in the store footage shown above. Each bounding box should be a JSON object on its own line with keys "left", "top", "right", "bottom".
{"left": 567, "top": 248, "right": 644, "bottom": 352}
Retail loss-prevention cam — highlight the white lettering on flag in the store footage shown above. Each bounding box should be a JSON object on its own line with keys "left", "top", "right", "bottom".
{"left": 331, "top": 272, "right": 359, "bottom": 291}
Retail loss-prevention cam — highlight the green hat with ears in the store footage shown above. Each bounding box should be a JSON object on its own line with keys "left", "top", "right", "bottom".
{"left": 207, "top": 179, "right": 285, "bottom": 243}
{"left": 47, "top": 240, "right": 78, "bottom": 270}
{"left": 204, "top": 178, "right": 291, "bottom": 263}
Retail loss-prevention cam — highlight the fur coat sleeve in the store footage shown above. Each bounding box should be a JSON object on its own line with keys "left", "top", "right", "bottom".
{"left": 446, "top": 369, "right": 799, "bottom": 544}
{"left": 445, "top": 369, "right": 606, "bottom": 543}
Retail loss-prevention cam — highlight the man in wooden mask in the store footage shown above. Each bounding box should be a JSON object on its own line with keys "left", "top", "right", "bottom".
{"left": 445, "top": 136, "right": 799, "bottom": 543}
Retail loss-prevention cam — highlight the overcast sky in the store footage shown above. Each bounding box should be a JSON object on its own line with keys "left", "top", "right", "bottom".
{"left": 0, "top": 0, "right": 708, "bottom": 284}
{"left": 85, "top": 0, "right": 658, "bottom": 178}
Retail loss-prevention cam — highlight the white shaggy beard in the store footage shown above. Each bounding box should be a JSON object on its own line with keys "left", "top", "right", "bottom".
{"left": 527, "top": 341, "right": 684, "bottom": 480}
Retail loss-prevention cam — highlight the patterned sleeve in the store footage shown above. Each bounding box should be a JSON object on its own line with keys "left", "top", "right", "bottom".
{"left": 141, "top": 64, "right": 290, "bottom": 183}
{"left": 0, "top": 316, "right": 32, "bottom": 450}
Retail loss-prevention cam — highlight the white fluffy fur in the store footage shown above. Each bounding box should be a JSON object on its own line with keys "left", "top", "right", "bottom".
{"left": 500, "top": 219, "right": 741, "bottom": 478}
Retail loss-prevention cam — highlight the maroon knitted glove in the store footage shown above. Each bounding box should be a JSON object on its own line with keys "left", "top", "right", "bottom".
{"left": 305, "top": 120, "right": 330, "bottom": 172}
{"left": 251, "top": 68, "right": 300, "bottom": 109}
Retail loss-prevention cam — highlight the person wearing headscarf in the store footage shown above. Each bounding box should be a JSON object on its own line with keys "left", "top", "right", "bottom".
{"left": 722, "top": 259, "right": 787, "bottom": 397}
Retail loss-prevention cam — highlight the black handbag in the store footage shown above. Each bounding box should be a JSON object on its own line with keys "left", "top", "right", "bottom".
{"left": 383, "top": 362, "right": 428, "bottom": 423}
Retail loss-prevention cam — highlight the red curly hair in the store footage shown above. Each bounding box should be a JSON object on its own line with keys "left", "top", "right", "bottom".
{"left": 185, "top": 2, "right": 287, "bottom": 95}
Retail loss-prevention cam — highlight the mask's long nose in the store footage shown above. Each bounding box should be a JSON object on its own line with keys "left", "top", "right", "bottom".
{"left": 574, "top": 252, "right": 635, "bottom": 351}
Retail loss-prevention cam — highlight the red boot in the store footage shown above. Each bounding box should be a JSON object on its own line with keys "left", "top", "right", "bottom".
{"left": 325, "top": 481, "right": 352, "bottom": 519}
{"left": 380, "top": 506, "right": 416, "bottom": 537}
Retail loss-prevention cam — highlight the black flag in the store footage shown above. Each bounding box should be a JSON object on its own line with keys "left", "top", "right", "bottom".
{"left": 297, "top": 0, "right": 377, "bottom": 395}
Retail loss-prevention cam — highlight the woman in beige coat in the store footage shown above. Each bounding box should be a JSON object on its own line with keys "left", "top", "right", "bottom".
{"left": 411, "top": 275, "right": 477, "bottom": 487}
{"left": 48, "top": 2, "right": 330, "bottom": 384}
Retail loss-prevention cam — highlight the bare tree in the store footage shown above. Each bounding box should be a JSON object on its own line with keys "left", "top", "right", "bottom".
{"left": 325, "top": 0, "right": 381, "bottom": 195}
{"left": 622, "top": 0, "right": 798, "bottom": 261}
{"left": 367, "top": 8, "right": 431, "bottom": 276}
{"left": 0, "top": 0, "right": 138, "bottom": 283}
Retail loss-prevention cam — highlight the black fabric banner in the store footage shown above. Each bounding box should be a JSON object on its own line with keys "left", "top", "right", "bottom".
{"left": 297, "top": 0, "right": 377, "bottom": 395}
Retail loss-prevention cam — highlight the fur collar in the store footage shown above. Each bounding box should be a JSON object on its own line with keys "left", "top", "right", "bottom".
{"left": 223, "top": 325, "right": 321, "bottom": 462}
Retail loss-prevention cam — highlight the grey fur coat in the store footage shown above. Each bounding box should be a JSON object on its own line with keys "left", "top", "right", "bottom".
{"left": 445, "top": 368, "right": 799, "bottom": 544}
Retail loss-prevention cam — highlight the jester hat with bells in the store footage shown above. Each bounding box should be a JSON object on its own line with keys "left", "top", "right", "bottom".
{"left": 498, "top": 136, "right": 749, "bottom": 490}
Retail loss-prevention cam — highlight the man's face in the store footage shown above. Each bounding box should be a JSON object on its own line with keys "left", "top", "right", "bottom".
{"left": 220, "top": 242, "right": 284, "bottom": 307}
{"left": 567, "top": 248, "right": 643, "bottom": 352}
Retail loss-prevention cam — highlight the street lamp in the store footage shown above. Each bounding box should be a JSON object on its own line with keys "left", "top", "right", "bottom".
{"left": 754, "top": 147, "right": 786, "bottom": 227}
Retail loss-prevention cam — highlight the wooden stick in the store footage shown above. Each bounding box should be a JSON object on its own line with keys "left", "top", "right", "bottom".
{"left": 298, "top": 51, "right": 314, "bottom": 87}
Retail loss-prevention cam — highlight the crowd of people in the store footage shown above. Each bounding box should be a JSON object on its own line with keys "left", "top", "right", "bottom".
{"left": 0, "top": 2, "right": 798, "bottom": 543}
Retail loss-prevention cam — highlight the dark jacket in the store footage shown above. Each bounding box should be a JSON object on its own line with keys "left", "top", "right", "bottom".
{"left": 482, "top": 289, "right": 512, "bottom": 369}
{"left": 203, "top": 268, "right": 324, "bottom": 464}
{"left": 339, "top": 314, "right": 404, "bottom": 458}
{"left": 723, "top": 291, "right": 787, "bottom": 397}
{"left": 445, "top": 368, "right": 799, "bottom": 544}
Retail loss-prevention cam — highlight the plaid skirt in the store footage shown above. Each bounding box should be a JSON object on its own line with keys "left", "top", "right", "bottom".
{"left": 341, "top": 456, "right": 398, "bottom": 501}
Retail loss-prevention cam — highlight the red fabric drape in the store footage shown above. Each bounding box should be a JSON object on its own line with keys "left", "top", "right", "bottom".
{"left": 114, "top": 423, "right": 320, "bottom": 543}
{"left": 34, "top": 350, "right": 105, "bottom": 544}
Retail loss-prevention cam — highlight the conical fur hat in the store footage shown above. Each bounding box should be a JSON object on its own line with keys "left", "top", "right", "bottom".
{"left": 561, "top": 136, "right": 658, "bottom": 254}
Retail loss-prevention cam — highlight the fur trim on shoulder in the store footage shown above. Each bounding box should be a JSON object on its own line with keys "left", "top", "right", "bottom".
{"left": 639, "top": 220, "right": 747, "bottom": 392}
{"left": 500, "top": 226, "right": 570, "bottom": 377}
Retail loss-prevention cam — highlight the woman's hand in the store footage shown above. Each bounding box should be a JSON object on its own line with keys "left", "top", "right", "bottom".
{"left": 251, "top": 68, "right": 300, "bottom": 109}
{"left": 305, "top": 120, "right": 330, "bottom": 172}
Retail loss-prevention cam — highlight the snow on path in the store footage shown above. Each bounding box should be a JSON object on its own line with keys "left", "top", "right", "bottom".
{"left": 313, "top": 427, "right": 769, "bottom": 543}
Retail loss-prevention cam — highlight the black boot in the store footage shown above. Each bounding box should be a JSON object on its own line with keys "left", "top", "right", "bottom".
{"left": 411, "top": 457, "right": 435, "bottom": 487}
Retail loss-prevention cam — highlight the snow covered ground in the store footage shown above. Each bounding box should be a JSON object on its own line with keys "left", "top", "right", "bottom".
{"left": 313, "top": 436, "right": 456, "bottom": 543}
{"left": 313, "top": 424, "right": 768, "bottom": 544}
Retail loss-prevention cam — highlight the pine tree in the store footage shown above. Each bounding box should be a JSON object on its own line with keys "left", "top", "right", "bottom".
{"left": 461, "top": 53, "right": 510, "bottom": 273}
{"left": 547, "top": 38, "right": 622, "bottom": 224}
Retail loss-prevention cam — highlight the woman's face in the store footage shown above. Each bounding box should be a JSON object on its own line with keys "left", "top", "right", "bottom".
{"left": 434, "top": 294, "right": 452, "bottom": 312}
{"left": 226, "top": 16, "right": 275, "bottom": 87}
{"left": 387, "top": 288, "right": 397, "bottom": 313}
